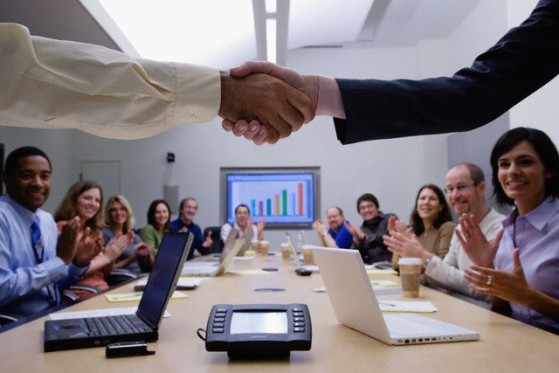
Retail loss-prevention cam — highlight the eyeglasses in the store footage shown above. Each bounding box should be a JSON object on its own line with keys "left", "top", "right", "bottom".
{"left": 444, "top": 183, "right": 476, "bottom": 194}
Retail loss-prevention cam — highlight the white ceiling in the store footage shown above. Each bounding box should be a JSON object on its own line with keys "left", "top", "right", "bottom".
{"left": 1, "top": 0, "right": 481, "bottom": 69}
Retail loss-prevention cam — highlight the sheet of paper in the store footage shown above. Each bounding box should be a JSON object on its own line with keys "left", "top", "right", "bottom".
{"left": 371, "top": 280, "right": 402, "bottom": 295}
{"left": 49, "top": 307, "right": 171, "bottom": 320}
{"left": 378, "top": 300, "right": 437, "bottom": 313}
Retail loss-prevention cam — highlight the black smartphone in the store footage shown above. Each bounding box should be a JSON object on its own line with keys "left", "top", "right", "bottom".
{"left": 106, "top": 341, "right": 155, "bottom": 358}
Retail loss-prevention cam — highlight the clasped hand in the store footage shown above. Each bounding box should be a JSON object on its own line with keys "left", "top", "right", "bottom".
{"left": 219, "top": 61, "right": 319, "bottom": 145}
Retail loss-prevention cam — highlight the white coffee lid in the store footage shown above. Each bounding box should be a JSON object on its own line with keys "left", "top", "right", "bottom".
{"left": 398, "top": 257, "right": 423, "bottom": 265}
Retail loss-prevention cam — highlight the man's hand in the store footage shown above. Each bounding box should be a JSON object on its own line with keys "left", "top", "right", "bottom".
{"left": 256, "top": 218, "right": 266, "bottom": 235}
{"left": 312, "top": 220, "right": 328, "bottom": 236}
{"left": 455, "top": 213, "right": 503, "bottom": 267}
{"left": 202, "top": 231, "right": 213, "bottom": 249}
{"left": 344, "top": 220, "right": 365, "bottom": 242}
{"left": 219, "top": 71, "right": 314, "bottom": 143}
{"left": 56, "top": 217, "right": 81, "bottom": 264}
{"left": 220, "top": 61, "right": 319, "bottom": 144}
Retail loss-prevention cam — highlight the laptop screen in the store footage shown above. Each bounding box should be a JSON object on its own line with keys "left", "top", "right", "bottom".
{"left": 136, "top": 233, "right": 192, "bottom": 328}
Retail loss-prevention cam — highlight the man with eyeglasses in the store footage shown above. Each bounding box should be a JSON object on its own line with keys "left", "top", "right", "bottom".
{"left": 385, "top": 163, "right": 503, "bottom": 302}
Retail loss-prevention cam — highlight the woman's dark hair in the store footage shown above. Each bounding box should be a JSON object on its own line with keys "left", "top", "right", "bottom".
{"left": 356, "top": 193, "right": 379, "bottom": 213}
{"left": 147, "top": 199, "right": 171, "bottom": 230}
{"left": 490, "top": 127, "right": 559, "bottom": 208}
{"left": 410, "top": 184, "right": 453, "bottom": 236}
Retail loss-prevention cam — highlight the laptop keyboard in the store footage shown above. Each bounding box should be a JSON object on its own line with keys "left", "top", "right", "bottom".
{"left": 85, "top": 315, "right": 151, "bottom": 336}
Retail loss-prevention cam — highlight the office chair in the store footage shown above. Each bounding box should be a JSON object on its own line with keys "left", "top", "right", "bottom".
{"left": 61, "top": 284, "right": 100, "bottom": 303}
{"left": 0, "top": 313, "right": 17, "bottom": 327}
{"left": 105, "top": 268, "right": 138, "bottom": 286}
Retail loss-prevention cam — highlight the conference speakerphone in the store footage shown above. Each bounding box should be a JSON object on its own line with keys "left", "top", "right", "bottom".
{"left": 204, "top": 303, "right": 312, "bottom": 359}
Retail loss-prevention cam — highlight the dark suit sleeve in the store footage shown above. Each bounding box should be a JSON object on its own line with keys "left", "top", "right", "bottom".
{"left": 334, "top": 0, "right": 559, "bottom": 144}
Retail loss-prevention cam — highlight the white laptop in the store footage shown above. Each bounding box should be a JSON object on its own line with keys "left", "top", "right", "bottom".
{"left": 312, "top": 247, "right": 480, "bottom": 345}
{"left": 182, "top": 229, "right": 245, "bottom": 277}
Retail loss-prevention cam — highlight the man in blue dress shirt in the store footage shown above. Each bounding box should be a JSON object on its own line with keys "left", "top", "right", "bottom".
{"left": 0, "top": 146, "right": 100, "bottom": 321}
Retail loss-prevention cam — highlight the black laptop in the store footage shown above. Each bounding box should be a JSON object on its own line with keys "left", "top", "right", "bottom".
{"left": 44, "top": 232, "right": 192, "bottom": 352}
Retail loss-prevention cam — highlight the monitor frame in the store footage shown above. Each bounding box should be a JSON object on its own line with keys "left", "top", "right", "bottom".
{"left": 220, "top": 167, "right": 320, "bottom": 229}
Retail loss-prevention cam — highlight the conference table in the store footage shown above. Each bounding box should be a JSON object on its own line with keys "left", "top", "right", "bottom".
{"left": 1, "top": 252, "right": 557, "bottom": 372}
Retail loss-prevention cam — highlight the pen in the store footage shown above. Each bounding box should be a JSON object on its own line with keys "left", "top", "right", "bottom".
{"left": 379, "top": 302, "right": 397, "bottom": 307}
{"left": 111, "top": 293, "right": 141, "bottom": 300}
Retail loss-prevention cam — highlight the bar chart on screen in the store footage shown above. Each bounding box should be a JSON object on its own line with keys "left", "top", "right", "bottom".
{"left": 221, "top": 167, "right": 320, "bottom": 228}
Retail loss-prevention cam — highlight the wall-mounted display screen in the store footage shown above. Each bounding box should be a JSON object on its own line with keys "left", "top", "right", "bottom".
{"left": 220, "top": 167, "right": 320, "bottom": 229}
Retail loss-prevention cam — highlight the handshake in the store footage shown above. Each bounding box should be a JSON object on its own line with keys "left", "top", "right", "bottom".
{"left": 218, "top": 62, "right": 323, "bottom": 145}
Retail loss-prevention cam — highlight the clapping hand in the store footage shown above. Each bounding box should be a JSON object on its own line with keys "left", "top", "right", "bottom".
{"left": 56, "top": 216, "right": 81, "bottom": 264}
{"left": 455, "top": 214, "right": 503, "bottom": 267}
{"left": 464, "top": 248, "right": 531, "bottom": 303}
{"left": 105, "top": 231, "right": 133, "bottom": 261}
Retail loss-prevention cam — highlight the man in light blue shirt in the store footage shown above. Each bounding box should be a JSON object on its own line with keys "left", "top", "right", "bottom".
{"left": 0, "top": 146, "right": 99, "bottom": 320}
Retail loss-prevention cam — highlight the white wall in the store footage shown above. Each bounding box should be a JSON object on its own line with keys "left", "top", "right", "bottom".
{"left": 2, "top": 1, "right": 558, "bottom": 249}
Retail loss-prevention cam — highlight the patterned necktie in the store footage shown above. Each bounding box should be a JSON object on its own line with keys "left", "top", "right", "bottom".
{"left": 30, "top": 220, "right": 59, "bottom": 305}
{"left": 30, "top": 221, "right": 43, "bottom": 262}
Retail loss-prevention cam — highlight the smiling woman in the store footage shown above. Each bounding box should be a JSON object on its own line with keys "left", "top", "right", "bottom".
{"left": 462, "top": 127, "right": 559, "bottom": 334}
{"left": 387, "top": 184, "right": 455, "bottom": 270}
{"left": 103, "top": 195, "right": 155, "bottom": 275}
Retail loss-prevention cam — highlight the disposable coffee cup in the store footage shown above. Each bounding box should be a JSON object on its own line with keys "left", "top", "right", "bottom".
{"left": 280, "top": 243, "right": 291, "bottom": 260}
{"left": 302, "top": 245, "right": 314, "bottom": 265}
{"left": 398, "top": 257, "right": 422, "bottom": 298}
{"left": 251, "top": 240, "right": 261, "bottom": 254}
{"left": 259, "top": 240, "right": 270, "bottom": 256}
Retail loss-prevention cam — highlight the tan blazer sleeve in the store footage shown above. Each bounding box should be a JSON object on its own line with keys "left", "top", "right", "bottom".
{"left": 0, "top": 23, "right": 220, "bottom": 139}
